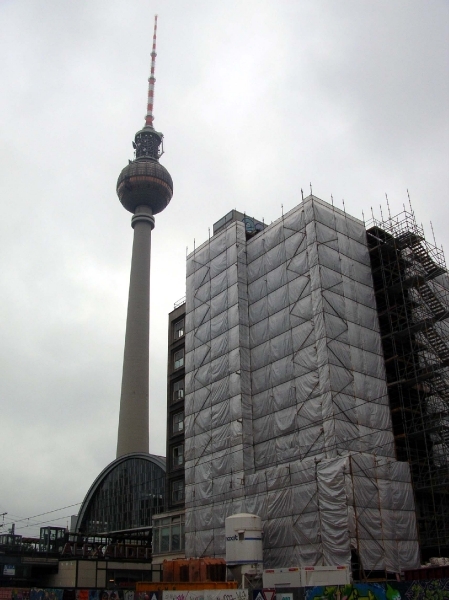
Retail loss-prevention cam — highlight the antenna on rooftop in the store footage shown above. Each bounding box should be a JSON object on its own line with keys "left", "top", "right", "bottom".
{"left": 430, "top": 221, "right": 437, "bottom": 247}
{"left": 331, "top": 194, "right": 334, "bottom": 207}
{"left": 407, "top": 189, "right": 416, "bottom": 219}
{"left": 301, "top": 188, "right": 304, "bottom": 201}
{"left": 310, "top": 182, "right": 313, "bottom": 196}
{"left": 145, "top": 15, "right": 158, "bottom": 128}
{"left": 386, "top": 193, "right": 391, "bottom": 219}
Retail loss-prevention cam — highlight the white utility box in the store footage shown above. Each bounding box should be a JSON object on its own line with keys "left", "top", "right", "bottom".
{"left": 263, "top": 565, "right": 350, "bottom": 588}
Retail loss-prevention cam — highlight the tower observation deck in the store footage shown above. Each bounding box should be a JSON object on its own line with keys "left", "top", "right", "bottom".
{"left": 116, "top": 15, "right": 173, "bottom": 458}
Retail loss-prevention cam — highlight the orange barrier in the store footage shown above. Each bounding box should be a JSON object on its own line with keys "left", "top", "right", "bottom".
{"left": 136, "top": 582, "right": 237, "bottom": 592}
{"left": 163, "top": 558, "right": 227, "bottom": 583}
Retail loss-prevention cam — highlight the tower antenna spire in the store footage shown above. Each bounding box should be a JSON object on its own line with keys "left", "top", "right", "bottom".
{"left": 145, "top": 15, "right": 158, "bottom": 128}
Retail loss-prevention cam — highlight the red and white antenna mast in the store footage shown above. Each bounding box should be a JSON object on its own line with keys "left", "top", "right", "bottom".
{"left": 145, "top": 15, "right": 158, "bottom": 128}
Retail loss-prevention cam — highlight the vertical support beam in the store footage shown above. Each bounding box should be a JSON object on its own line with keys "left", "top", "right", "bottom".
{"left": 117, "top": 204, "right": 155, "bottom": 458}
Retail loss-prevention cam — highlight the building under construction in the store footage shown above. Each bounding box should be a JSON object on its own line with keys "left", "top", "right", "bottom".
{"left": 163, "top": 196, "right": 449, "bottom": 574}
{"left": 182, "top": 196, "right": 424, "bottom": 575}
{"left": 366, "top": 209, "right": 449, "bottom": 560}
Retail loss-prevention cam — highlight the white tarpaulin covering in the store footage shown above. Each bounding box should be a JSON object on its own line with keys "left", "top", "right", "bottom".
{"left": 184, "top": 196, "right": 420, "bottom": 572}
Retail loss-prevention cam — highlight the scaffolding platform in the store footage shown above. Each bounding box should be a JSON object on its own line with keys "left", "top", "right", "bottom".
{"left": 367, "top": 209, "right": 449, "bottom": 559}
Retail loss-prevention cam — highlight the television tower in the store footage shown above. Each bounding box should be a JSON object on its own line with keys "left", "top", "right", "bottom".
{"left": 116, "top": 15, "right": 173, "bottom": 458}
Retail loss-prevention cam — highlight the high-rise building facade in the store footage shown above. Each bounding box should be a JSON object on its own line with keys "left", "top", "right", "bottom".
{"left": 148, "top": 302, "right": 187, "bottom": 563}
{"left": 183, "top": 196, "right": 422, "bottom": 574}
{"left": 166, "top": 302, "right": 187, "bottom": 511}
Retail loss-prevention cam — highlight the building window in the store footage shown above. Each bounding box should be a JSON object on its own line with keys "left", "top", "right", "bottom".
{"left": 173, "top": 349, "right": 184, "bottom": 370}
{"left": 152, "top": 527, "right": 159, "bottom": 553}
{"left": 172, "top": 380, "right": 184, "bottom": 403}
{"left": 172, "top": 444, "right": 184, "bottom": 469}
{"left": 152, "top": 514, "right": 185, "bottom": 555}
{"left": 173, "top": 318, "right": 185, "bottom": 340}
{"left": 171, "top": 479, "right": 185, "bottom": 505}
{"left": 161, "top": 525, "right": 170, "bottom": 552}
{"left": 172, "top": 411, "right": 184, "bottom": 434}
{"left": 171, "top": 522, "right": 181, "bottom": 551}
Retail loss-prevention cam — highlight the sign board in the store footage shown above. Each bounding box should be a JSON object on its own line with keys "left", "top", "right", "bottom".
{"left": 3, "top": 565, "right": 16, "bottom": 576}
{"left": 163, "top": 591, "right": 248, "bottom": 600}
{"left": 205, "top": 592, "right": 248, "bottom": 600}
{"left": 276, "top": 594, "right": 293, "bottom": 600}
{"left": 163, "top": 593, "right": 199, "bottom": 600}
{"left": 22, "top": 557, "right": 59, "bottom": 564}
{"left": 263, "top": 590, "right": 276, "bottom": 600}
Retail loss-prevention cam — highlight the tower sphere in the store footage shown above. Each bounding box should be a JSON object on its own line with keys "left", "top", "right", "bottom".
{"left": 117, "top": 158, "right": 173, "bottom": 215}
{"left": 117, "top": 125, "right": 173, "bottom": 215}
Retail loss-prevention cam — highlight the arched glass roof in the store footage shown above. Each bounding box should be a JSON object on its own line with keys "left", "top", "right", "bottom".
{"left": 75, "top": 453, "right": 166, "bottom": 534}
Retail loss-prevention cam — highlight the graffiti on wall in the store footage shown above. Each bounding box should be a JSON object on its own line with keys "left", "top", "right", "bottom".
{"left": 1, "top": 583, "right": 449, "bottom": 600}
{"left": 305, "top": 584, "right": 386, "bottom": 600}
{"left": 388, "top": 579, "right": 449, "bottom": 600}
{"left": 162, "top": 591, "right": 248, "bottom": 600}
{"left": 304, "top": 580, "right": 449, "bottom": 600}
{"left": 0, "top": 590, "right": 30, "bottom": 600}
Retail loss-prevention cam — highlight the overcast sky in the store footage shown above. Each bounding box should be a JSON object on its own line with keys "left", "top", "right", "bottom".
{"left": 0, "top": 0, "right": 448, "bottom": 537}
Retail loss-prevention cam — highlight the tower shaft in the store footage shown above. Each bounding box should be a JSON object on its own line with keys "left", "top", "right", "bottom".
{"left": 116, "top": 15, "right": 172, "bottom": 458}
{"left": 116, "top": 205, "right": 155, "bottom": 458}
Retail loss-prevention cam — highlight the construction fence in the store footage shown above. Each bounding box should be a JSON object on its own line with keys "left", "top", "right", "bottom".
{"left": 2, "top": 583, "right": 449, "bottom": 600}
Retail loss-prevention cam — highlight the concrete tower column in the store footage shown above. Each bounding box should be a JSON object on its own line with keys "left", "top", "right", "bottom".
{"left": 115, "top": 16, "right": 173, "bottom": 458}
{"left": 116, "top": 205, "right": 155, "bottom": 458}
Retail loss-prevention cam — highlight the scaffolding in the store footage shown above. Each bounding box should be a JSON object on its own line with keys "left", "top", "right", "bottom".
{"left": 366, "top": 210, "right": 449, "bottom": 558}
{"left": 184, "top": 196, "right": 420, "bottom": 574}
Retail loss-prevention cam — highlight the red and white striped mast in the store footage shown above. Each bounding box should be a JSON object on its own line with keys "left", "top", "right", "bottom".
{"left": 145, "top": 15, "right": 158, "bottom": 128}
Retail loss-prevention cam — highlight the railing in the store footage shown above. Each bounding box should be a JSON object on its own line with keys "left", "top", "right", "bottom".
{"left": 174, "top": 296, "right": 186, "bottom": 309}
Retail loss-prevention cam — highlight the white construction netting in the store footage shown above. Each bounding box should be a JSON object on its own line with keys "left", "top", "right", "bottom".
{"left": 184, "top": 196, "right": 420, "bottom": 572}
